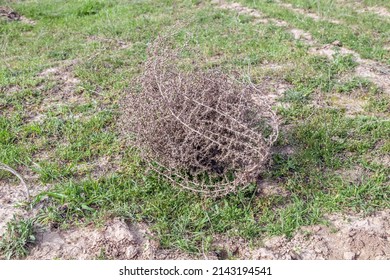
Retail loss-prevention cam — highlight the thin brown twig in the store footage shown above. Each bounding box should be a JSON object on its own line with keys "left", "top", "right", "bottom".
{"left": 0, "top": 163, "right": 30, "bottom": 200}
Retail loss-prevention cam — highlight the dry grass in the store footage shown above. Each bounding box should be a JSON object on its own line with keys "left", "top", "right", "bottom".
{"left": 120, "top": 32, "right": 278, "bottom": 197}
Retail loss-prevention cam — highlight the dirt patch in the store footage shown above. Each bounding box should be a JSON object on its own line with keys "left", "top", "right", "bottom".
{"left": 0, "top": 182, "right": 26, "bottom": 236}
{"left": 308, "top": 43, "right": 356, "bottom": 57}
{"left": 75, "top": 155, "right": 122, "bottom": 179}
{"left": 310, "top": 44, "right": 390, "bottom": 95}
{"left": 354, "top": 61, "right": 390, "bottom": 94}
{"left": 0, "top": 6, "right": 35, "bottom": 25}
{"left": 336, "top": 0, "right": 390, "bottom": 17}
{"left": 213, "top": 210, "right": 390, "bottom": 260}
{"left": 215, "top": 0, "right": 334, "bottom": 46}
{"left": 20, "top": 60, "right": 84, "bottom": 133}
{"left": 29, "top": 60, "right": 85, "bottom": 120}
{"left": 217, "top": 1, "right": 263, "bottom": 18}
{"left": 334, "top": 165, "right": 370, "bottom": 184}
{"left": 0, "top": 176, "right": 49, "bottom": 237}
{"left": 27, "top": 218, "right": 198, "bottom": 260}
{"left": 39, "top": 61, "right": 81, "bottom": 98}
{"left": 213, "top": 1, "right": 316, "bottom": 44}
{"left": 371, "top": 153, "right": 390, "bottom": 168}
{"left": 289, "top": 28, "right": 313, "bottom": 43}
{"left": 276, "top": 2, "right": 342, "bottom": 24}
{"left": 212, "top": 0, "right": 287, "bottom": 26}
{"left": 359, "top": 6, "right": 390, "bottom": 18}
{"left": 257, "top": 179, "right": 290, "bottom": 197}
{"left": 329, "top": 94, "right": 368, "bottom": 116}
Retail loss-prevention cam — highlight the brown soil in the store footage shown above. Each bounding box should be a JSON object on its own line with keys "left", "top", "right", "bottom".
{"left": 0, "top": 178, "right": 49, "bottom": 236}
{"left": 0, "top": 6, "right": 35, "bottom": 25}
{"left": 359, "top": 6, "right": 390, "bottom": 18}
{"left": 277, "top": 2, "right": 342, "bottom": 24}
{"left": 23, "top": 60, "right": 85, "bottom": 124}
{"left": 38, "top": 61, "right": 82, "bottom": 102}
{"left": 218, "top": 1, "right": 263, "bottom": 18}
{"left": 0, "top": 182, "right": 26, "bottom": 236}
{"left": 329, "top": 94, "right": 368, "bottom": 116}
{"left": 213, "top": 0, "right": 287, "bottom": 27}
{"left": 27, "top": 218, "right": 198, "bottom": 260}
{"left": 289, "top": 28, "right": 313, "bottom": 43}
{"left": 214, "top": 210, "right": 390, "bottom": 260}
{"left": 2, "top": 184, "right": 389, "bottom": 260}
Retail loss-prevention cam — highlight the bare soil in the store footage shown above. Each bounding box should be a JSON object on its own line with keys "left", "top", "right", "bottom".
{"left": 2, "top": 176, "right": 389, "bottom": 260}
{"left": 0, "top": 6, "right": 35, "bottom": 25}
{"left": 215, "top": 210, "right": 390, "bottom": 260}
{"left": 26, "top": 218, "right": 198, "bottom": 260}
{"left": 0, "top": 182, "right": 25, "bottom": 236}
{"left": 277, "top": 2, "right": 342, "bottom": 24}
{"left": 18, "top": 209, "right": 389, "bottom": 260}
{"left": 359, "top": 6, "right": 390, "bottom": 18}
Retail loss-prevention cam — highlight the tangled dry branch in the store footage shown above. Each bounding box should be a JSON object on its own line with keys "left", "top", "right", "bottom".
{"left": 120, "top": 32, "right": 279, "bottom": 197}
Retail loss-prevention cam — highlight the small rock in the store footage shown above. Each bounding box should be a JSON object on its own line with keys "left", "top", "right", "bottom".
{"left": 343, "top": 252, "right": 356, "bottom": 260}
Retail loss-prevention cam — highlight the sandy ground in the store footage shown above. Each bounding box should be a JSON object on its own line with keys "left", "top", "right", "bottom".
{"left": 0, "top": 182, "right": 26, "bottom": 237}
{"left": 24, "top": 209, "right": 390, "bottom": 260}
{"left": 1, "top": 178, "right": 389, "bottom": 260}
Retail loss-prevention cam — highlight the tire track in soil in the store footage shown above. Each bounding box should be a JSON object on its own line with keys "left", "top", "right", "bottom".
{"left": 212, "top": 0, "right": 390, "bottom": 95}
{"left": 358, "top": 6, "right": 390, "bottom": 18}
{"left": 334, "top": 0, "right": 390, "bottom": 19}
{"left": 275, "top": 1, "right": 343, "bottom": 24}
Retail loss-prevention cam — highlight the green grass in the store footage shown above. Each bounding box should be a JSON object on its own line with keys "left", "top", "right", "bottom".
{"left": 0, "top": 0, "right": 389, "bottom": 258}
{"left": 0, "top": 216, "right": 36, "bottom": 259}
{"left": 238, "top": 0, "right": 390, "bottom": 62}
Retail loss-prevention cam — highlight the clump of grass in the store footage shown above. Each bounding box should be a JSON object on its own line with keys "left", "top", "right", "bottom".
{"left": 0, "top": 217, "right": 36, "bottom": 260}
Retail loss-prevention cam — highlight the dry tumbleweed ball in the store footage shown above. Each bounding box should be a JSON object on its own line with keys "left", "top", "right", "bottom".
{"left": 120, "top": 32, "right": 278, "bottom": 197}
